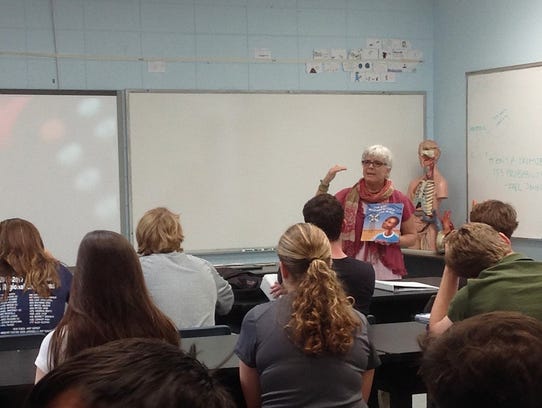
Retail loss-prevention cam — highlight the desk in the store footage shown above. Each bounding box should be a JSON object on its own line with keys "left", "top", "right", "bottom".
{"left": 183, "top": 324, "right": 428, "bottom": 408}
{"left": 0, "top": 334, "right": 243, "bottom": 408}
{"left": 1, "top": 325, "right": 426, "bottom": 408}
{"left": 186, "top": 324, "right": 428, "bottom": 408}
{"left": 220, "top": 277, "right": 441, "bottom": 332}
{"left": 181, "top": 335, "right": 238, "bottom": 369}
{"left": 0, "top": 334, "right": 239, "bottom": 388}
{"left": 369, "top": 277, "right": 439, "bottom": 324}
{"left": 370, "top": 321, "right": 428, "bottom": 408}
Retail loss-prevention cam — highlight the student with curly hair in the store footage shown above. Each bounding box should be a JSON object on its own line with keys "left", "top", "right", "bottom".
{"left": 235, "top": 223, "right": 379, "bottom": 407}
{"left": 34, "top": 230, "right": 179, "bottom": 382}
{"left": 0, "top": 218, "right": 72, "bottom": 335}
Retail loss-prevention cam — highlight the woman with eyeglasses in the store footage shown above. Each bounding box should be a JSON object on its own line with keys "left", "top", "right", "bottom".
{"left": 317, "top": 144, "right": 416, "bottom": 280}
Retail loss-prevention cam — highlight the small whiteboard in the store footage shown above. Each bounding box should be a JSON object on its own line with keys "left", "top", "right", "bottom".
{"left": 467, "top": 63, "right": 542, "bottom": 239}
{"left": 127, "top": 91, "right": 424, "bottom": 251}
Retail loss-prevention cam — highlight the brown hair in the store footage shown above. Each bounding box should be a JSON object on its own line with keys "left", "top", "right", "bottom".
{"left": 419, "top": 311, "right": 542, "bottom": 408}
{"left": 469, "top": 199, "right": 518, "bottom": 238}
{"left": 50, "top": 230, "right": 179, "bottom": 368}
{"left": 136, "top": 207, "right": 184, "bottom": 255}
{"left": 0, "top": 218, "right": 60, "bottom": 300}
{"left": 277, "top": 223, "right": 360, "bottom": 355}
{"left": 444, "top": 222, "right": 510, "bottom": 278}
{"left": 28, "top": 338, "right": 235, "bottom": 408}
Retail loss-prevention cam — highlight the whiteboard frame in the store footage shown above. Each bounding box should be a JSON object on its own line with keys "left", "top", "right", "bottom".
{"left": 466, "top": 61, "right": 542, "bottom": 240}
{"left": 125, "top": 90, "right": 426, "bottom": 251}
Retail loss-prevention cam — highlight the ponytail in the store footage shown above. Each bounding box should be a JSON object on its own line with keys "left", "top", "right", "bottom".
{"left": 278, "top": 223, "right": 361, "bottom": 356}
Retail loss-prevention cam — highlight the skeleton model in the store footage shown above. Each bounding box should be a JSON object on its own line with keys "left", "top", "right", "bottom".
{"left": 407, "top": 140, "right": 449, "bottom": 252}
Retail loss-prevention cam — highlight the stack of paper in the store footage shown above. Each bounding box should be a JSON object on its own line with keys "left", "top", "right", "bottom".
{"left": 260, "top": 273, "right": 278, "bottom": 300}
{"left": 374, "top": 280, "right": 438, "bottom": 293}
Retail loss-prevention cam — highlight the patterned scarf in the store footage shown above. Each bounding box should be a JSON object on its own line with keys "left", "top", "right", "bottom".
{"left": 341, "top": 178, "right": 397, "bottom": 265}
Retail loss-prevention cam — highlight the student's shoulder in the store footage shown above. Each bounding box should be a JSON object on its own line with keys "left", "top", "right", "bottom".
{"left": 57, "top": 263, "right": 73, "bottom": 279}
{"left": 185, "top": 253, "right": 215, "bottom": 269}
{"left": 244, "top": 299, "right": 278, "bottom": 322}
{"left": 334, "top": 256, "right": 374, "bottom": 271}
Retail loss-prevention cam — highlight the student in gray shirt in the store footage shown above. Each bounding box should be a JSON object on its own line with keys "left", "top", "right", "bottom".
{"left": 136, "top": 207, "right": 233, "bottom": 328}
{"left": 235, "top": 223, "right": 379, "bottom": 408}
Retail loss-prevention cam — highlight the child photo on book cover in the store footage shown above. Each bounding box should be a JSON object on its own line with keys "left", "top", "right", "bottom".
{"left": 361, "top": 203, "right": 404, "bottom": 244}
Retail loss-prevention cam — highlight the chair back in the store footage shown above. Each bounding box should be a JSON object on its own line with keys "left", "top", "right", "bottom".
{"left": 0, "top": 333, "right": 46, "bottom": 351}
{"left": 179, "top": 325, "right": 231, "bottom": 338}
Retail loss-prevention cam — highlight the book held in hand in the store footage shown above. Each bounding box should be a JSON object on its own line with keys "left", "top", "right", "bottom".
{"left": 361, "top": 203, "right": 404, "bottom": 243}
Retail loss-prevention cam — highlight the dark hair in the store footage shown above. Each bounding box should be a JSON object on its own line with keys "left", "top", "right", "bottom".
{"left": 469, "top": 199, "right": 518, "bottom": 238}
{"left": 27, "top": 338, "right": 235, "bottom": 408}
{"left": 419, "top": 311, "right": 542, "bottom": 408}
{"left": 0, "top": 218, "right": 60, "bottom": 300}
{"left": 302, "top": 194, "right": 344, "bottom": 241}
{"left": 49, "top": 230, "right": 179, "bottom": 368}
{"left": 383, "top": 216, "right": 399, "bottom": 225}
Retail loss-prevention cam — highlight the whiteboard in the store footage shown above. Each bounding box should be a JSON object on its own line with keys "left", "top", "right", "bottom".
{"left": 467, "top": 63, "right": 542, "bottom": 239}
{"left": 127, "top": 91, "right": 425, "bottom": 251}
{"left": 0, "top": 92, "right": 122, "bottom": 265}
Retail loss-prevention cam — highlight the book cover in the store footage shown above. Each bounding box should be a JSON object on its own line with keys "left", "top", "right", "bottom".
{"left": 361, "top": 203, "right": 404, "bottom": 243}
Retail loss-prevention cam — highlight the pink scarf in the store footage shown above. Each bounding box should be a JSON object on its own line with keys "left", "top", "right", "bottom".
{"left": 340, "top": 179, "right": 407, "bottom": 276}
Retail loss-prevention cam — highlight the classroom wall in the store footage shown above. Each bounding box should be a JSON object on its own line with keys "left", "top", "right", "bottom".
{"left": 0, "top": 0, "right": 435, "bottom": 134}
{"left": 433, "top": 0, "right": 542, "bottom": 258}
{"left": 3, "top": 1, "right": 541, "bottom": 257}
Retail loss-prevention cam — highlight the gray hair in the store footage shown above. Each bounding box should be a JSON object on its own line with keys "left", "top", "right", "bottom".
{"left": 362, "top": 144, "right": 393, "bottom": 169}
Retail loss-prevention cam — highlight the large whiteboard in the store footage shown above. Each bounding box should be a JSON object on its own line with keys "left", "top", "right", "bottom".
{"left": 127, "top": 91, "right": 425, "bottom": 251}
{"left": 0, "top": 92, "right": 122, "bottom": 265}
{"left": 467, "top": 63, "right": 542, "bottom": 239}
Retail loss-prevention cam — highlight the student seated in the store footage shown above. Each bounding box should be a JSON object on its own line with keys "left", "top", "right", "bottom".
{"left": 136, "top": 207, "right": 233, "bottom": 328}
{"left": 0, "top": 218, "right": 72, "bottom": 336}
{"left": 469, "top": 199, "right": 518, "bottom": 238}
{"left": 27, "top": 337, "right": 236, "bottom": 408}
{"left": 420, "top": 311, "right": 542, "bottom": 408}
{"left": 235, "top": 223, "right": 379, "bottom": 407}
{"left": 302, "top": 193, "right": 375, "bottom": 316}
{"left": 34, "top": 230, "right": 179, "bottom": 382}
{"left": 429, "top": 222, "right": 542, "bottom": 335}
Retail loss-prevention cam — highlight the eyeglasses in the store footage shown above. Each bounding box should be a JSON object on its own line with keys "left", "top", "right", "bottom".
{"left": 362, "top": 160, "right": 387, "bottom": 168}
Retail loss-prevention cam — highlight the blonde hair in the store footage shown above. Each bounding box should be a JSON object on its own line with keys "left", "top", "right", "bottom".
{"left": 0, "top": 218, "right": 60, "bottom": 300}
{"left": 277, "top": 223, "right": 361, "bottom": 356}
{"left": 136, "top": 208, "right": 184, "bottom": 256}
{"left": 445, "top": 222, "right": 510, "bottom": 278}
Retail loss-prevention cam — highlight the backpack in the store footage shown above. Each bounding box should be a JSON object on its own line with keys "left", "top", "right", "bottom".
{"left": 216, "top": 267, "right": 266, "bottom": 302}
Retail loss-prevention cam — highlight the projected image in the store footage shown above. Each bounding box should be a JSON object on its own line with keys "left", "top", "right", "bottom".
{"left": 0, "top": 93, "right": 121, "bottom": 265}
